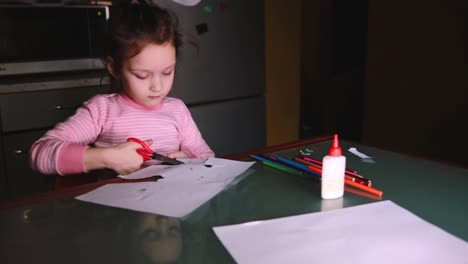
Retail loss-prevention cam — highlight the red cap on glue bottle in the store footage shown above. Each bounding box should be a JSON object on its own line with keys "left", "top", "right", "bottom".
{"left": 328, "top": 134, "right": 342, "bottom": 156}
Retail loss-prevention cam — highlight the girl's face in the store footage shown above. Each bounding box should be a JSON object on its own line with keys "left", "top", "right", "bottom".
{"left": 120, "top": 43, "right": 176, "bottom": 108}
{"left": 133, "top": 214, "right": 183, "bottom": 263}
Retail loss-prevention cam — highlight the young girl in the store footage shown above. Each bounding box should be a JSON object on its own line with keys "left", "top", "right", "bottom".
{"left": 30, "top": 1, "right": 214, "bottom": 177}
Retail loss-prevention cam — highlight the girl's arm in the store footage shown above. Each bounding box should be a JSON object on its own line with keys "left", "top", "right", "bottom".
{"left": 31, "top": 96, "right": 145, "bottom": 175}
{"left": 175, "top": 101, "right": 215, "bottom": 159}
{"left": 30, "top": 96, "right": 107, "bottom": 175}
{"left": 31, "top": 95, "right": 151, "bottom": 176}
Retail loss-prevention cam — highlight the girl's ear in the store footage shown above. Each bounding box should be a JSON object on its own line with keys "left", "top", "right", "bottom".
{"left": 105, "top": 56, "right": 119, "bottom": 79}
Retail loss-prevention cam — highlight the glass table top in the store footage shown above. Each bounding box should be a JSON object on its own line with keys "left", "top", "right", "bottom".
{"left": 1, "top": 140, "right": 467, "bottom": 263}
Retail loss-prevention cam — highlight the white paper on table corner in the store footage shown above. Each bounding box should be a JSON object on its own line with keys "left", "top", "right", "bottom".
{"left": 76, "top": 158, "right": 255, "bottom": 217}
{"left": 213, "top": 200, "right": 468, "bottom": 264}
{"left": 76, "top": 181, "right": 225, "bottom": 217}
{"left": 348, "top": 147, "right": 373, "bottom": 159}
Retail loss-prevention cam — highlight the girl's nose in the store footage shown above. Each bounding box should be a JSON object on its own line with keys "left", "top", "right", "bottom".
{"left": 150, "top": 76, "right": 163, "bottom": 92}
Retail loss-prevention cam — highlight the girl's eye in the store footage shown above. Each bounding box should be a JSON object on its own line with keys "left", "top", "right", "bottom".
{"left": 134, "top": 74, "right": 149, "bottom": 79}
{"left": 162, "top": 70, "right": 173, "bottom": 76}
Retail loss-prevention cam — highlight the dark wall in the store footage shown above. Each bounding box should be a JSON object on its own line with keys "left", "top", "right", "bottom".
{"left": 363, "top": 0, "right": 468, "bottom": 165}
{"left": 302, "top": 0, "right": 467, "bottom": 166}
{"left": 301, "top": 0, "right": 368, "bottom": 141}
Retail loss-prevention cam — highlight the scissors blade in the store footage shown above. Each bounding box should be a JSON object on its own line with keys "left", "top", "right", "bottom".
{"left": 150, "top": 153, "right": 184, "bottom": 165}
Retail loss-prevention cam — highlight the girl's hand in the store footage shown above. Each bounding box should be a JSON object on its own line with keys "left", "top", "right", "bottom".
{"left": 106, "top": 140, "right": 151, "bottom": 175}
{"left": 85, "top": 139, "right": 153, "bottom": 175}
{"left": 167, "top": 151, "right": 189, "bottom": 159}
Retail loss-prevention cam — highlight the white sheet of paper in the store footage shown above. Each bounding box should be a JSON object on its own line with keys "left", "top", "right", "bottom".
{"left": 76, "top": 158, "right": 254, "bottom": 217}
{"left": 117, "top": 164, "right": 173, "bottom": 180}
{"left": 213, "top": 201, "right": 468, "bottom": 264}
{"left": 117, "top": 158, "right": 205, "bottom": 180}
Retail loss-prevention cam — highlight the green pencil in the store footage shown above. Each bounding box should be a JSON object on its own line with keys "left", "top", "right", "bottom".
{"left": 262, "top": 160, "right": 304, "bottom": 176}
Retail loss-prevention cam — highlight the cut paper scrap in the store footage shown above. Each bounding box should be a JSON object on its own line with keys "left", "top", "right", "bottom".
{"left": 76, "top": 158, "right": 254, "bottom": 218}
{"left": 172, "top": 0, "right": 201, "bottom": 6}
{"left": 348, "top": 147, "right": 372, "bottom": 158}
{"left": 348, "top": 147, "right": 375, "bottom": 163}
{"left": 213, "top": 201, "right": 468, "bottom": 264}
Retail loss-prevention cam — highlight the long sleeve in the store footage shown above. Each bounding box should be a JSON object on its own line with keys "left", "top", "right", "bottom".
{"left": 30, "top": 96, "right": 107, "bottom": 175}
{"left": 30, "top": 94, "right": 214, "bottom": 176}
{"left": 175, "top": 100, "right": 215, "bottom": 159}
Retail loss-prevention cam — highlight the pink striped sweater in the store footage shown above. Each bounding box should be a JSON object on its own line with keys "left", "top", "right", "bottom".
{"left": 30, "top": 93, "right": 214, "bottom": 175}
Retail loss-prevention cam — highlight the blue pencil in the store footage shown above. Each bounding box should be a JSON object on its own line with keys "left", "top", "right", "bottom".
{"left": 250, "top": 154, "right": 304, "bottom": 175}
{"left": 270, "top": 154, "right": 322, "bottom": 178}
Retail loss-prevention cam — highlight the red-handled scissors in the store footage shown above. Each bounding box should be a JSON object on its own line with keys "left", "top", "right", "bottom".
{"left": 127, "top": 137, "right": 184, "bottom": 165}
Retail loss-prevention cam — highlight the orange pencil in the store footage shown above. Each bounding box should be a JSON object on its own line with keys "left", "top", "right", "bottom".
{"left": 344, "top": 186, "right": 382, "bottom": 201}
{"left": 295, "top": 157, "right": 322, "bottom": 169}
{"left": 295, "top": 157, "right": 370, "bottom": 184}
{"left": 344, "top": 179, "right": 383, "bottom": 197}
{"left": 295, "top": 158, "right": 373, "bottom": 187}
{"left": 307, "top": 164, "right": 322, "bottom": 174}
{"left": 305, "top": 163, "right": 356, "bottom": 182}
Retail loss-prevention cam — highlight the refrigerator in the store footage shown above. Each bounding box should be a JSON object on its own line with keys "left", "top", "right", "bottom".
{"left": 156, "top": 0, "right": 266, "bottom": 157}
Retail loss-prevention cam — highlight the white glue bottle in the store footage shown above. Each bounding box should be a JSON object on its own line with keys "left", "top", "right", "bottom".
{"left": 321, "top": 134, "right": 346, "bottom": 199}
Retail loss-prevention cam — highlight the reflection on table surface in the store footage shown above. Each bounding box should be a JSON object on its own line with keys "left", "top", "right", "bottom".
{"left": 1, "top": 138, "right": 468, "bottom": 264}
{"left": 1, "top": 200, "right": 186, "bottom": 264}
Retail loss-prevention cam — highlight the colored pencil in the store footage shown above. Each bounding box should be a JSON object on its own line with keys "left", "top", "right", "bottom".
{"left": 252, "top": 154, "right": 305, "bottom": 173}
{"left": 344, "top": 178, "right": 383, "bottom": 197}
{"left": 297, "top": 155, "right": 366, "bottom": 179}
{"left": 251, "top": 155, "right": 303, "bottom": 175}
{"left": 270, "top": 154, "right": 321, "bottom": 177}
{"left": 263, "top": 160, "right": 304, "bottom": 176}
{"left": 298, "top": 154, "right": 362, "bottom": 178}
{"left": 254, "top": 153, "right": 383, "bottom": 197}
{"left": 294, "top": 157, "right": 372, "bottom": 187}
